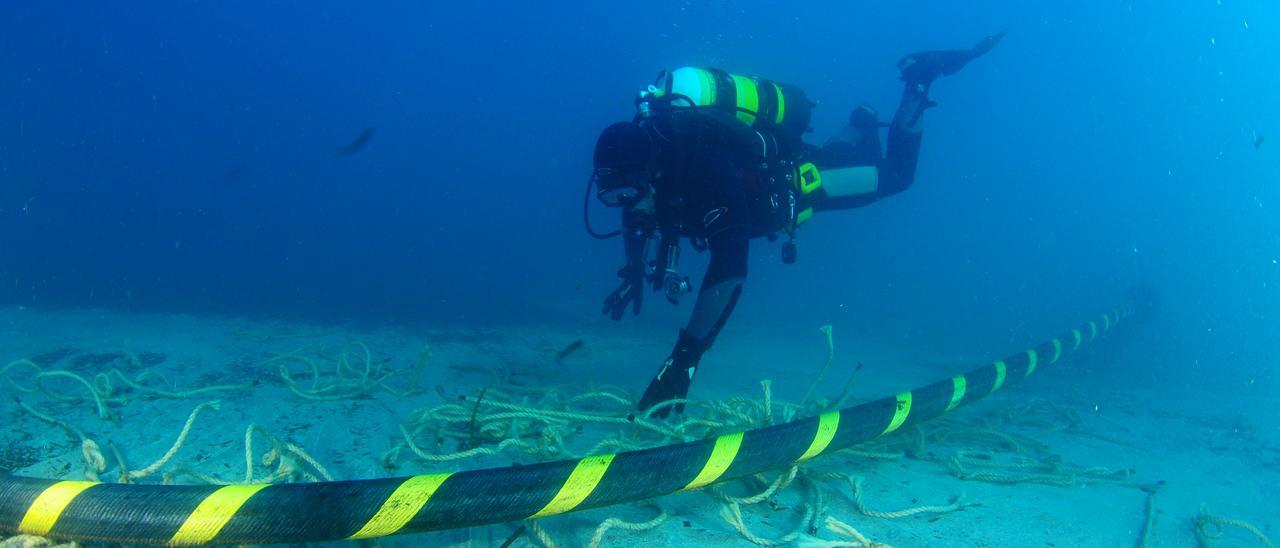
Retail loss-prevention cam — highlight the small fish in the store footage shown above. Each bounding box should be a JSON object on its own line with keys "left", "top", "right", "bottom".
{"left": 555, "top": 339, "right": 585, "bottom": 361}
{"left": 333, "top": 127, "right": 376, "bottom": 157}
{"left": 1255, "top": 135, "right": 1265, "bottom": 149}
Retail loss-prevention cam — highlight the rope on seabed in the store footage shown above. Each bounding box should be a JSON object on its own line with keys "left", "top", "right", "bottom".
{"left": 0, "top": 534, "right": 81, "bottom": 547}
{"left": 1137, "top": 484, "right": 1159, "bottom": 548}
{"left": 272, "top": 341, "right": 423, "bottom": 401}
{"left": 120, "top": 400, "right": 220, "bottom": 482}
{"left": 834, "top": 474, "right": 973, "bottom": 519}
{"left": 587, "top": 505, "right": 668, "bottom": 548}
{"left": 1194, "top": 504, "right": 1274, "bottom": 548}
{"left": 3, "top": 357, "right": 249, "bottom": 422}
{"left": 795, "top": 516, "right": 890, "bottom": 548}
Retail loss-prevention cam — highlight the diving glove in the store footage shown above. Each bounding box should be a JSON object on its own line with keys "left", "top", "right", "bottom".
{"left": 898, "top": 30, "right": 1007, "bottom": 89}
{"left": 637, "top": 329, "right": 703, "bottom": 418}
{"left": 602, "top": 266, "right": 644, "bottom": 321}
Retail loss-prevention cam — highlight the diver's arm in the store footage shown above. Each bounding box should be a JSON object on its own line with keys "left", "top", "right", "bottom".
{"left": 602, "top": 203, "right": 654, "bottom": 321}
{"left": 620, "top": 205, "right": 651, "bottom": 272}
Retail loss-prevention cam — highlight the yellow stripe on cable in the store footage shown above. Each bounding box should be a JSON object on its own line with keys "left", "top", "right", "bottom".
{"left": 945, "top": 375, "right": 967, "bottom": 412}
{"left": 1072, "top": 329, "right": 1082, "bottom": 351}
{"left": 1024, "top": 350, "right": 1038, "bottom": 378}
{"left": 348, "top": 474, "right": 452, "bottom": 540}
{"left": 882, "top": 392, "right": 912, "bottom": 435}
{"left": 1088, "top": 321, "right": 1098, "bottom": 341}
{"left": 1102, "top": 314, "right": 1111, "bottom": 331}
{"left": 169, "top": 484, "right": 268, "bottom": 545}
{"left": 798, "top": 411, "right": 840, "bottom": 461}
{"left": 991, "top": 361, "right": 1007, "bottom": 393}
{"left": 1050, "top": 339, "right": 1062, "bottom": 363}
{"left": 683, "top": 432, "right": 744, "bottom": 491}
{"left": 18, "top": 481, "right": 98, "bottom": 536}
{"left": 529, "top": 454, "right": 615, "bottom": 519}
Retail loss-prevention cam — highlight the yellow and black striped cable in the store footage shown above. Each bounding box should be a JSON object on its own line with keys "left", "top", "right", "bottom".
{"left": 0, "top": 303, "right": 1141, "bottom": 545}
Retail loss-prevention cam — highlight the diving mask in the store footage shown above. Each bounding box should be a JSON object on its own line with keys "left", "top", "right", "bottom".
{"left": 594, "top": 167, "right": 651, "bottom": 207}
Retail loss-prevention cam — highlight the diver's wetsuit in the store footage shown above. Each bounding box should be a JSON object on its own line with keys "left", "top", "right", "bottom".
{"left": 625, "top": 142, "right": 751, "bottom": 418}
{"left": 666, "top": 86, "right": 933, "bottom": 347}
{"left": 667, "top": 145, "right": 751, "bottom": 345}
{"left": 811, "top": 83, "right": 932, "bottom": 210}
{"left": 622, "top": 31, "right": 1006, "bottom": 417}
{"left": 643, "top": 83, "right": 930, "bottom": 413}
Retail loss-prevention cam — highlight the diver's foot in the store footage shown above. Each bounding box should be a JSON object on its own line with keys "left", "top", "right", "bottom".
{"left": 898, "top": 30, "right": 1007, "bottom": 89}
{"left": 637, "top": 330, "right": 702, "bottom": 419}
{"left": 637, "top": 362, "right": 694, "bottom": 419}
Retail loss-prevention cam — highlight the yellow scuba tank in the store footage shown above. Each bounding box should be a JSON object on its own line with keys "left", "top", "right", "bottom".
{"left": 635, "top": 67, "right": 819, "bottom": 263}
{"left": 637, "top": 67, "right": 814, "bottom": 151}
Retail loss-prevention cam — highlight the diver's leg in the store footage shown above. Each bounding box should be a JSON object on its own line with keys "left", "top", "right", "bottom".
{"left": 638, "top": 149, "right": 749, "bottom": 418}
{"left": 878, "top": 82, "right": 930, "bottom": 196}
{"left": 678, "top": 148, "right": 751, "bottom": 346}
{"left": 883, "top": 30, "right": 1007, "bottom": 194}
{"left": 817, "top": 104, "right": 883, "bottom": 169}
{"left": 813, "top": 30, "right": 1005, "bottom": 212}
{"left": 637, "top": 227, "right": 747, "bottom": 418}
{"left": 812, "top": 84, "right": 926, "bottom": 211}
{"left": 685, "top": 230, "right": 747, "bottom": 344}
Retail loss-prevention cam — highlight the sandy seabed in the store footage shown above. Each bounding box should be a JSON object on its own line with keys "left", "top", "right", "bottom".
{"left": 0, "top": 306, "right": 1275, "bottom": 547}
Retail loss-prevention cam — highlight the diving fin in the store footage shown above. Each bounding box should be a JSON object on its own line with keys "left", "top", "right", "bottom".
{"left": 898, "top": 30, "right": 1007, "bottom": 89}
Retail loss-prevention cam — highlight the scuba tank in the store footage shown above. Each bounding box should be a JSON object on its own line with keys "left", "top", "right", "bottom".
{"left": 637, "top": 67, "right": 815, "bottom": 159}
{"left": 628, "top": 67, "right": 823, "bottom": 273}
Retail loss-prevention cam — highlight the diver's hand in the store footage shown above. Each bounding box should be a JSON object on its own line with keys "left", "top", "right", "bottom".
{"left": 603, "top": 267, "right": 644, "bottom": 321}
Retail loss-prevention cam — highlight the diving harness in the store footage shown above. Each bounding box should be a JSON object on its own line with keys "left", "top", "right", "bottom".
{"left": 584, "top": 67, "right": 826, "bottom": 304}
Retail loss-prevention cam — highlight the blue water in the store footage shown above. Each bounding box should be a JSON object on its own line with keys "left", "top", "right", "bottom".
{"left": 2, "top": 4, "right": 1280, "bottom": 548}
{"left": 4, "top": 2, "right": 1275, "bottom": 392}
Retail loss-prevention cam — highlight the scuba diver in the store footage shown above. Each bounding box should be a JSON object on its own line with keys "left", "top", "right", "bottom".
{"left": 586, "top": 32, "right": 1006, "bottom": 418}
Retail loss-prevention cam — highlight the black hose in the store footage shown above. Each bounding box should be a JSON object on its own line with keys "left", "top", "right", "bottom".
{"left": 583, "top": 173, "right": 622, "bottom": 240}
